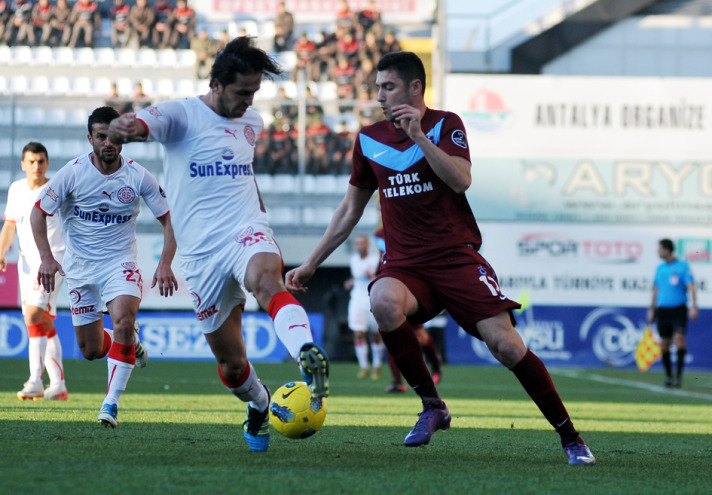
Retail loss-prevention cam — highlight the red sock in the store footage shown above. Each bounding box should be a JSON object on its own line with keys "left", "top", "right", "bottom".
{"left": 510, "top": 349, "right": 578, "bottom": 445}
{"left": 27, "top": 323, "right": 46, "bottom": 338}
{"left": 380, "top": 321, "right": 439, "bottom": 401}
{"left": 99, "top": 331, "right": 112, "bottom": 359}
{"left": 217, "top": 363, "right": 250, "bottom": 389}
{"left": 108, "top": 341, "right": 135, "bottom": 365}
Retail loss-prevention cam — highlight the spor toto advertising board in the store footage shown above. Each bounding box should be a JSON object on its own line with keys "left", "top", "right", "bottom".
{"left": 442, "top": 222, "right": 712, "bottom": 369}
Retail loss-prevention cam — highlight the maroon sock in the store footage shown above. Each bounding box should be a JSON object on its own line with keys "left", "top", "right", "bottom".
{"left": 385, "top": 349, "right": 402, "bottom": 384}
{"left": 421, "top": 334, "right": 442, "bottom": 372}
{"left": 380, "top": 321, "right": 439, "bottom": 400}
{"left": 510, "top": 349, "right": 579, "bottom": 445}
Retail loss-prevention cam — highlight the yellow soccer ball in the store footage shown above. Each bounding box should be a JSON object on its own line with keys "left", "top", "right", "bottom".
{"left": 269, "top": 381, "right": 327, "bottom": 439}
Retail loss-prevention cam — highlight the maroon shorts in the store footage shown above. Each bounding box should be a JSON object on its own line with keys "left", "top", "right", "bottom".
{"left": 371, "top": 246, "right": 521, "bottom": 339}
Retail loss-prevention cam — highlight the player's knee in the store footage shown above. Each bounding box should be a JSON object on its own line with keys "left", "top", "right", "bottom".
{"left": 78, "top": 341, "right": 102, "bottom": 360}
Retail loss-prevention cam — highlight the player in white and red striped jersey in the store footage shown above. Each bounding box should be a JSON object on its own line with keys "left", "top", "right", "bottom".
{"left": 31, "top": 106, "right": 178, "bottom": 428}
{"left": 1, "top": 142, "right": 67, "bottom": 401}
{"left": 108, "top": 36, "right": 329, "bottom": 453}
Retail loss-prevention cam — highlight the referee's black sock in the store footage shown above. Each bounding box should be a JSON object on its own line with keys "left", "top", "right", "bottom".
{"left": 676, "top": 348, "right": 687, "bottom": 379}
{"left": 662, "top": 351, "right": 672, "bottom": 377}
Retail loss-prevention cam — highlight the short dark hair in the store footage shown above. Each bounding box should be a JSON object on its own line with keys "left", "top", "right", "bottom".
{"left": 210, "top": 36, "right": 283, "bottom": 88}
{"left": 376, "top": 51, "right": 426, "bottom": 91}
{"left": 659, "top": 238, "right": 675, "bottom": 252}
{"left": 22, "top": 141, "right": 48, "bottom": 159}
{"left": 88, "top": 106, "right": 120, "bottom": 135}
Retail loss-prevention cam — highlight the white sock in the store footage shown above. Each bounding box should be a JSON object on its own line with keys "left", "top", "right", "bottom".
{"left": 272, "top": 304, "right": 314, "bottom": 359}
{"left": 104, "top": 358, "right": 134, "bottom": 406}
{"left": 371, "top": 341, "right": 384, "bottom": 368}
{"left": 225, "top": 362, "right": 269, "bottom": 412}
{"left": 355, "top": 340, "right": 370, "bottom": 369}
{"left": 45, "top": 334, "right": 65, "bottom": 385}
{"left": 28, "top": 336, "right": 47, "bottom": 384}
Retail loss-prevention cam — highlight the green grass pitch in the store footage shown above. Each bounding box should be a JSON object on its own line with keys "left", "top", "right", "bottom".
{"left": 1, "top": 358, "right": 711, "bottom": 494}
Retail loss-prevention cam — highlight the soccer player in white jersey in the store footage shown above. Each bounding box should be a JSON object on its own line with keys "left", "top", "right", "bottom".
{"left": 108, "top": 36, "right": 329, "bottom": 452}
{"left": 31, "top": 106, "right": 178, "bottom": 428}
{"left": 345, "top": 234, "right": 383, "bottom": 379}
{"left": 1, "top": 142, "right": 68, "bottom": 401}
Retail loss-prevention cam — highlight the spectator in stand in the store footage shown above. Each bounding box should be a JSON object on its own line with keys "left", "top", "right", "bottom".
{"left": 305, "top": 115, "right": 333, "bottom": 175}
{"left": 331, "top": 54, "right": 356, "bottom": 110}
{"left": 190, "top": 29, "right": 215, "bottom": 79}
{"left": 265, "top": 115, "right": 296, "bottom": 174}
{"left": 330, "top": 120, "right": 354, "bottom": 175}
{"left": 31, "top": 0, "right": 54, "bottom": 46}
{"left": 131, "top": 81, "right": 151, "bottom": 111}
{"left": 359, "top": 30, "right": 382, "bottom": 66}
{"left": 214, "top": 28, "right": 230, "bottom": 51}
{"left": 0, "top": 1, "right": 9, "bottom": 43}
{"left": 48, "top": 0, "right": 72, "bottom": 47}
{"left": 292, "top": 32, "right": 316, "bottom": 81}
{"left": 68, "top": 0, "right": 101, "bottom": 48}
{"left": 353, "top": 56, "right": 377, "bottom": 95}
{"left": 129, "top": 0, "right": 155, "bottom": 48}
{"left": 381, "top": 29, "right": 401, "bottom": 54}
{"left": 105, "top": 81, "right": 130, "bottom": 113}
{"left": 353, "top": 84, "right": 378, "bottom": 127}
{"left": 305, "top": 85, "right": 324, "bottom": 117}
{"left": 110, "top": 0, "right": 132, "bottom": 48}
{"left": 336, "top": 28, "right": 360, "bottom": 65}
{"left": 273, "top": 0, "right": 294, "bottom": 52}
{"left": 4, "top": 0, "right": 34, "bottom": 46}
{"left": 168, "top": 0, "right": 195, "bottom": 49}
{"left": 335, "top": 0, "right": 355, "bottom": 32}
{"left": 152, "top": 0, "right": 173, "bottom": 49}
{"left": 272, "top": 86, "right": 297, "bottom": 122}
{"left": 312, "top": 29, "right": 338, "bottom": 81}
{"left": 356, "top": 0, "right": 382, "bottom": 38}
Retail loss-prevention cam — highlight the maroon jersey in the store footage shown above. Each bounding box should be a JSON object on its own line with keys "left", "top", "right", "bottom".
{"left": 351, "top": 108, "right": 480, "bottom": 264}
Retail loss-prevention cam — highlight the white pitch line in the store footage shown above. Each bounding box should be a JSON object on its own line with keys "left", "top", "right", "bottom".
{"left": 552, "top": 369, "right": 712, "bottom": 402}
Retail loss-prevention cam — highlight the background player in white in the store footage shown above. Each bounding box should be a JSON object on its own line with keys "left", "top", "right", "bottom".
{"left": 0, "top": 142, "right": 68, "bottom": 401}
{"left": 32, "top": 106, "right": 178, "bottom": 428}
{"left": 107, "top": 36, "right": 329, "bottom": 453}
{"left": 344, "top": 234, "right": 383, "bottom": 379}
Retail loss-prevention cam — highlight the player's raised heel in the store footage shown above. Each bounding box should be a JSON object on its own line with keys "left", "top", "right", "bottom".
{"left": 404, "top": 400, "right": 451, "bottom": 447}
{"left": 44, "top": 382, "right": 68, "bottom": 400}
{"left": 98, "top": 403, "right": 118, "bottom": 428}
{"left": 17, "top": 380, "right": 44, "bottom": 400}
{"left": 133, "top": 321, "right": 148, "bottom": 368}
{"left": 299, "top": 343, "right": 330, "bottom": 398}
{"left": 243, "top": 384, "right": 271, "bottom": 452}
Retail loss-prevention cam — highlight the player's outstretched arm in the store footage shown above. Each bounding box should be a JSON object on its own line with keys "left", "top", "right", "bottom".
{"left": 151, "top": 213, "right": 178, "bottom": 297}
{"left": 286, "top": 185, "right": 373, "bottom": 293}
{"left": 30, "top": 206, "right": 64, "bottom": 292}
{"left": 0, "top": 221, "right": 17, "bottom": 272}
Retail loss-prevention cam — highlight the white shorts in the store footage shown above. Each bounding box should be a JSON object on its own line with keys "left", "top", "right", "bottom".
{"left": 348, "top": 296, "right": 378, "bottom": 333}
{"left": 64, "top": 257, "right": 143, "bottom": 326}
{"left": 18, "top": 256, "right": 64, "bottom": 317}
{"left": 181, "top": 226, "right": 281, "bottom": 334}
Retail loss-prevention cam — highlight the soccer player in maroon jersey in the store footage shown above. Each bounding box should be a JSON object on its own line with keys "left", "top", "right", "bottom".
{"left": 286, "top": 51, "right": 595, "bottom": 465}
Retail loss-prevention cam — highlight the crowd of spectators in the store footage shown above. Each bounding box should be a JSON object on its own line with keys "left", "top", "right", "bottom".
{"left": 0, "top": 0, "right": 195, "bottom": 49}
{"left": 252, "top": 0, "right": 404, "bottom": 176}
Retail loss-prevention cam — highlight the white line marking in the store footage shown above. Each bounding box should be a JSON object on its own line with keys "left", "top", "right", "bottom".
{"left": 551, "top": 369, "right": 712, "bottom": 401}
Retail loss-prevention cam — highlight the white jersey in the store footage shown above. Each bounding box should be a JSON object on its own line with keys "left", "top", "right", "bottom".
{"left": 4, "top": 178, "right": 65, "bottom": 266}
{"left": 349, "top": 252, "right": 380, "bottom": 301}
{"left": 136, "top": 98, "right": 267, "bottom": 260}
{"left": 36, "top": 153, "right": 168, "bottom": 271}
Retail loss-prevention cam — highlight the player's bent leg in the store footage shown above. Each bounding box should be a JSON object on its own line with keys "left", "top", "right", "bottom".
{"left": 74, "top": 319, "right": 111, "bottom": 360}
{"left": 207, "top": 309, "right": 272, "bottom": 451}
